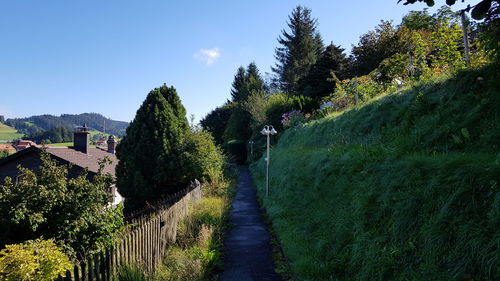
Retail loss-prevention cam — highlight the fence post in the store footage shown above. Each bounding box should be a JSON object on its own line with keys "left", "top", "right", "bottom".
{"left": 74, "top": 264, "right": 81, "bottom": 281}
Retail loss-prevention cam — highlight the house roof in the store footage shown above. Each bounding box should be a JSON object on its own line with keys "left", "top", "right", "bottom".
{"left": 0, "top": 144, "right": 16, "bottom": 153}
{"left": 0, "top": 145, "right": 118, "bottom": 178}
{"left": 45, "top": 146, "right": 118, "bottom": 176}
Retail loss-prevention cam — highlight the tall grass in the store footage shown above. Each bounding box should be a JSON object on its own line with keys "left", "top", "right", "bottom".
{"left": 250, "top": 64, "right": 500, "bottom": 281}
{"left": 153, "top": 173, "right": 235, "bottom": 281}
{"left": 114, "top": 169, "right": 236, "bottom": 281}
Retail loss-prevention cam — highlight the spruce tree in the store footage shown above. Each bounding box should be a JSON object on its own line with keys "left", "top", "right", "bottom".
{"left": 244, "top": 62, "right": 266, "bottom": 98}
{"left": 299, "top": 43, "right": 349, "bottom": 99}
{"left": 116, "top": 84, "right": 189, "bottom": 211}
{"left": 272, "top": 5, "right": 324, "bottom": 94}
{"left": 230, "top": 66, "right": 247, "bottom": 102}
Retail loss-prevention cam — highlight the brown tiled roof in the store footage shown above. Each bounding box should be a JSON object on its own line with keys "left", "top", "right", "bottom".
{"left": 0, "top": 144, "right": 16, "bottom": 153}
{"left": 45, "top": 146, "right": 118, "bottom": 177}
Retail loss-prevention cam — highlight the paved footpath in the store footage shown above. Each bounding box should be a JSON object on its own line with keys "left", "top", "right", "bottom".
{"left": 219, "top": 167, "right": 281, "bottom": 281}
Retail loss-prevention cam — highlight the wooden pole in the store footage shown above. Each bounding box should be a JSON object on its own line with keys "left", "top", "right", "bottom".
{"left": 461, "top": 11, "right": 471, "bottom": 67}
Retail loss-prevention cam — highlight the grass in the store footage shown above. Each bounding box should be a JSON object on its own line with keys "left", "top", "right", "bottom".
{"left": 115, "top": 167, "right": 237, "bottom": 281}
{"left": 0, "top": 123, "right": 23, "bottom": 143}
{"left": 250, "top": 64, "right": 500, "bottom": 281}
{"left": 153, "top": 176, "right": 235, "bottom": 281}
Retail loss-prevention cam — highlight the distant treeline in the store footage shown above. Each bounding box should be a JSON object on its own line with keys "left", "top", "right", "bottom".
{"left": 6, "top": 113, "right": 128, "bottom": 137}
{"left": 26, "top": 126, "right": 73, "bottom": 144}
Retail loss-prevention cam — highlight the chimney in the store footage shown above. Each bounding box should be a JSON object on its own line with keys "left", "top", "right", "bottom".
{"left": 73, "top": 123, "right": 90, "bottom": 154}
{"left": 107, "top": 135, "right": 117, "bottom": 154}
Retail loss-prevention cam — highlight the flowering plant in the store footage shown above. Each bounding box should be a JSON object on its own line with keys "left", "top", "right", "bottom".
{"left": 281, "top": 110, "right": 306, "bottom": 128}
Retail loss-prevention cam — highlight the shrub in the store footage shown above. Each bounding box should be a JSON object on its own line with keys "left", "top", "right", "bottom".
{"left": 181, "top": 130, "right": 224, "bottom": 183}
{"left": 0, "top": 151, "right": 124, "bottom": 259}
{"left": 224, "top": 140, "right": 247, "bottom": 165}
{"left": 281, "top": 110, "right": 306, "bottom": 128}
{"left": 0, "top": 239, "right": 72, "bottom": 281}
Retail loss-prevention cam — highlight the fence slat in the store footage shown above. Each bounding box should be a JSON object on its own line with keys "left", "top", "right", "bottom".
{"left": 88, "top": 257, "right": 93, "bottom": 281}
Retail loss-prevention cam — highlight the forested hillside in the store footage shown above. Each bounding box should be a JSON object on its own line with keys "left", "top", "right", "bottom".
{"left": 5, "top": 113, "right": 128, "bottom": 137}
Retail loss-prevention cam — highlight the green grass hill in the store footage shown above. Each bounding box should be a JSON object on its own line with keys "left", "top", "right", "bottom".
{"left": 0, "top": 123, "right": 23, "bottom": 143}
{"left": 250, "top": 64, "right": 500, "bottom": 281}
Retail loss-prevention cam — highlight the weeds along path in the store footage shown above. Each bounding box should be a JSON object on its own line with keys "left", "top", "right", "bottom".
{"left": 220, "top": 167, "right": 281, "bottom": 281}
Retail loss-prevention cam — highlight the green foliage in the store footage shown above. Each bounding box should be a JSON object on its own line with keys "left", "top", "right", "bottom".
{"left": 430, "top": 20, "right": 464, "bottom": 71}
{"left": 299, "top": 43, "right": 349, "bottom": 98}
{"left": 181, "top": 130, "right": 224, "bottom": 183}
{"left": 25, "top": 126, "right": 73, "bottom": 144}
{"left": 154, "top": 179, "right": 233, "bottom": 281}
{"left": 224, "top": 63, "right": 266, "bottom": 143}
{"left": 350, "top": 20, "right": 401, "bottom": 76}
{"left": 116, "top": 264, "right": 149, "bottom": 281}
{"left": 222, "top": 103, "right": 252, "bottom": 142}
{"left": 116, "top": 84, "right": 190, "bottom": 211}
{"left": 272, "top": 5, "right": 324, "bottom": 93}
{"left": 224, "top": 140, "right": 247, "bottom": 165}
{"left": 230, "top": 63, "right": 266, "bottom": 102}
{"left": 250, "top": 64, "right": 500, "bottom": 280}
{"left": 6, "top": 113, "right": 127, "bottom": 137}
{"left": 0, "top": 150, "right": 10, "bottom": 159}
{"left": 0, "top": 239, "right": 72, "bottom": 281}
{"left": 478, "top": 2, "right": 500, "bottom": 61}
{"left": 0, "top": 150, "right": 124, "bottom": 259}
{"left": 200, "top": 103, "right": 234, "bottom": 145}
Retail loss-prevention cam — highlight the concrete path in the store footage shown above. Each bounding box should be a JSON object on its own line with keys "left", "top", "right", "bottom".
{"left": 219, "top": 167, "right": 281, "bottom": 281}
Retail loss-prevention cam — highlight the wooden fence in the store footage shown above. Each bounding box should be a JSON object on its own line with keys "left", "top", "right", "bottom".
{"left": 56, "top": 181, "right": 202, "bottom": 281}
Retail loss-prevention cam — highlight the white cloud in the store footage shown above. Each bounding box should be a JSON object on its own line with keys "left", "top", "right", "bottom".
{"left": 193, "top": 47, "right": 221, "bottom": 65}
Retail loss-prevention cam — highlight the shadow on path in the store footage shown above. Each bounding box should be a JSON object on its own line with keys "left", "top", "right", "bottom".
{"left": 219, "top": 166, "right": 281, "bottom": 281}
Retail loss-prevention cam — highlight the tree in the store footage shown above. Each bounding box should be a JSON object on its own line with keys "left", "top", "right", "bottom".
{"left": 200, "top": 103, "right": 235, "bottom": 145}
{"left": 272, "top": 5, "right": 324, "bottom": 94}
{"left": 230, "top": 66, "right": 247, "bottom": 102}
{"left": 399, "top": 1, "right": 498, "bottom": 20}
{"left": 0, "top": 239, "right": 72, "bottom": 281}
{"left": 0, "top": 150, "right": 123, "bottom": 259}
{"left": 230, "top": 63, "right": 266, "bottom": 102}
{"left": 245, "top": 62, "right": 266, "bottom": 96}
{"left": 299, "top": 43, "right": 349, "bottom": 98}
{"left": 430, "top": 19, "right": 464, "bottom": 70}
{"left": 350, "top": 20, "right": 402, "bottom": 76}
{"left": 116, "top": 84, "right": 190, "bottom": 211}
{"left": 402, "top": 8, "right": 435, "bottom": 30}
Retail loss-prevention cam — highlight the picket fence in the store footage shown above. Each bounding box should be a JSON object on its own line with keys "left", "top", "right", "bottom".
{"left": 56, "top": 181, "right": 202, "bottom": 281}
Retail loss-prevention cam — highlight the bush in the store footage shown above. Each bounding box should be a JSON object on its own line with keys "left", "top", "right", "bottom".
{"left": 0, "top": 151, "right": 124, "bottom": 259}
{"left": 181, "top": 130, "right": 224, "bottom": 183}
{"left": 200, "top": 103, "right": 235, "bottom": 145}
{"left": 0, "top": 239, "right": 72, "bottom": 281}
{"left": 224, "top": 140, "right": 247, "bottom": 165}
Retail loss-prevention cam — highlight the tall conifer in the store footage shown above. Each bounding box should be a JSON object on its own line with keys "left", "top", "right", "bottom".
{"left": 272, "top": 5, "right": 324, "bottom": 94}
{"left": 116, "top": 84, "right": 189, "bottom": 211}
{"left": 299, "top": 43, "right": 349, "bottom": 98}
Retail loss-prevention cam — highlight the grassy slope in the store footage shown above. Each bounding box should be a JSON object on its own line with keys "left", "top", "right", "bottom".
{"left": 0, "top": 123, "right": 23, "bottom": 142}
{"left": 250, "top": 65, "right": 500, "bottom": 281}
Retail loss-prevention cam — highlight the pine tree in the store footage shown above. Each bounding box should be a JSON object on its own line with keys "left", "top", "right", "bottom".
{"left": 230, "top": 63, "right": 265, "bottom": 102}
{"left": 245, "top": 62, "right": 266, "bottom": 97}
{"left": 230, "top": 66, "right": 247, "bottom": 102}
{"left": 272, "top": 5, "right": 324, "bottom": 94}
{"left": 116, "top": 84, "right": 189, "bottom": 211}
{"left": 299, "top": 43, "right": 349, "bottom": 98}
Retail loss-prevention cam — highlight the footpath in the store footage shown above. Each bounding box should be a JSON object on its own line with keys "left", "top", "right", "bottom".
{"left": 220, "top": 167, "right": 281, "bottom": 281}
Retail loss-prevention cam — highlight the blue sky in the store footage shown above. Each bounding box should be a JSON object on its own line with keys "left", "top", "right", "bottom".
{"left": 0, "top": 0, "right": 469, "bottom": 123}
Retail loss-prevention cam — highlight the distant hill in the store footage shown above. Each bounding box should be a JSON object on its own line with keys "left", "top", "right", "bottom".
{"left": 0, "top": 123, "right": 23, "bottom": 143}
{"left": 5, "top": 113, "right": 128, "bottom": 137}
